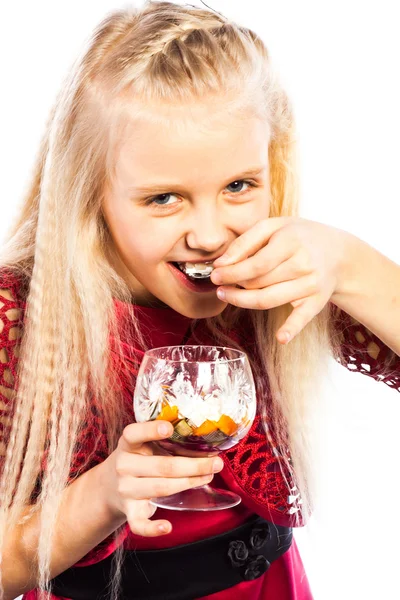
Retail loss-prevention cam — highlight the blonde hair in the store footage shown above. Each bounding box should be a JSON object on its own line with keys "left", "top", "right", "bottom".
{"left": 0, "top": 2, "right": 344, "bottom": 598}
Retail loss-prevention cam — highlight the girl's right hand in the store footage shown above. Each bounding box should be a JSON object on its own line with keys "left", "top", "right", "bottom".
{"left": 99, "top": 420, "right": 224, "bottom": 537}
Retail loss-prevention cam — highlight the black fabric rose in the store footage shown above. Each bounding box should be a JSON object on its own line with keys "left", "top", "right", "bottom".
{"left": 227, "top": 540, "right": 249, "bottom": 567}
{"left": 249, "top": 524, "right": 271, "bottom": 551}
{"left": 244, "top": 555, "right": 271, "bottom": 581}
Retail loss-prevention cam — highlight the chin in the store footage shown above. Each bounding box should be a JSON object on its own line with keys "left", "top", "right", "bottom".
{"left": 172, "top": 297, "right": 227, "bottom": 320}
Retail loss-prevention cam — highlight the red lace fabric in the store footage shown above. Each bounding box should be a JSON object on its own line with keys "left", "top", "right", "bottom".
{"left": 330, "top": 303, "right": 400, "bottom": 391}
{"left": 0, "top": 271, "right": 26, "bottom": 463}
{"left": 1, "top": 269, "right": 399, "bottom": 564}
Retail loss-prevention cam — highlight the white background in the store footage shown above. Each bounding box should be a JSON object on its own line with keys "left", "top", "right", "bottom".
{"left": 1, "top": 1, "right": 399, "bottom": 599}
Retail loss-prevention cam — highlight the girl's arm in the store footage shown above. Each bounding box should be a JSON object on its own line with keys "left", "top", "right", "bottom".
{"left": 331, "top": 233, "right": 400, "bottom": 358}
{"left": 1, "top": 461, "right": 126, "bottom": 600}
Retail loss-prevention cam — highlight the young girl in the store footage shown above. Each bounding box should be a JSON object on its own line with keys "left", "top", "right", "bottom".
{"left": 0, "top": 2, "right": 399, "bottom": 599}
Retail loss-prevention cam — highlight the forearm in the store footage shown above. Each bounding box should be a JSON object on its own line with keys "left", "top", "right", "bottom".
{"left": 331, "top": 232, "right": 400, "bottom": 357}
{"left": 2, "top": 458, "right": 126, "bottom": 599}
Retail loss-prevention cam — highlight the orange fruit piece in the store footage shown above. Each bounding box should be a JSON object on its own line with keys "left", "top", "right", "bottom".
{"left": 217, "top": 415, "right": 238, "bottom": 436}
{"left": 194, "top": 419, "right": 218, "bottom": 436}
{"left": 156, "top": 404, "right": 179, "bottom": 423}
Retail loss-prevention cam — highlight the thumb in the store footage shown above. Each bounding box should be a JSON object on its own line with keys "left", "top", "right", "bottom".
{"left": 119, "top": 420, "right": 173, "bottom": 453}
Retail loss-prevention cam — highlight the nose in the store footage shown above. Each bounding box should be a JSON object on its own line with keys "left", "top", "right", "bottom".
{"left": 185, "top": 203, "right": 229, "bottom": 254}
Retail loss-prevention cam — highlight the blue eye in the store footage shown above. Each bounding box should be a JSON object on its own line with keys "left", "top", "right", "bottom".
{"left": 151, "top": 193, "right": 179, "bottom": 206}
{"left": 226, "top": 180, "right": 251, "bottom": 193}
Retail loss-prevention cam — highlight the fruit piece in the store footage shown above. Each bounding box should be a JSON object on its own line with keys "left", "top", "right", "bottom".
{"left": 216, "top": 415, "right": 238, "bottom": 436}
{"left": 170, "top": 430, "right": 187, "bottom": 443}
{"left": 175, "top": 419, "right": 193, "bottom": 436}
{"left": 194, "top": 419, "right": 218, "bottom": 436}
{"left": 156, "top": 404, "right": 179, "bottom": 423}
{"left": 201, "top": 430, "right": 228, "bottom": 444}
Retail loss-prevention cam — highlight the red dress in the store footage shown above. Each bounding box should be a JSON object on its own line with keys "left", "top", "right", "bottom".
{"left": 0, "top": 269, "right": 399, "bottom": 599}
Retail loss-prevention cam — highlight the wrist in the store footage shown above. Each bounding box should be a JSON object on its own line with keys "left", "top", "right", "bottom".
{"left": 92, "top": 456, "right": 127, "bottom": 529}
{"left": 331, "top": 230, "right": 362, "bottom": 306}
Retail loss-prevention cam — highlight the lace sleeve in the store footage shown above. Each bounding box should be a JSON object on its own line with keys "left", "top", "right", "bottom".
{"left": 0, "top": 277, "right": 25, "bottom": 468}
{"left": 330, "top": 303, "right": 400, "bottom": 393}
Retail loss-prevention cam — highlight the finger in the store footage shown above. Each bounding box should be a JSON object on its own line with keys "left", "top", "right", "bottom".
{"left": 139, "top": 500, "right": 158, "bottom": 520}
{"left": 119, "top": 454, "right": 223, "bottom": 478}
{"left": 277, "top": 295, "right": 327, "bottom": 344}
{"left": 126, "top": 505, "right": 172, "bottom": 537}
{"left": 237, "top": 259, "right": 298, "bottom": 290}
{"left": 237, "top": 251, "right": 315, "bottom": 290}
{"left": 213, "top": 218, "right": 292, "bottom": 267}
{"left": 211, "top": 239, "right": 293, "bottom": 287}
{"left": 125, "top": 501, "right": 170, "bottom": 537}
{"left": 131, "top": 499, "right": 158, "bottom": 520}
{"left": 129, "top": 518, "right": 173, "bottom": 537}
{"left": 119, "top": 421, "right": 173, "bottom": 453}
{"left": 120, "top": 474, "right": 214, "bottom": 501}
{"left": 291, "top": 298, "right": 306, "bottom": 308}
{"left": 216, "top": 274, "right": 318, "bottom": 310}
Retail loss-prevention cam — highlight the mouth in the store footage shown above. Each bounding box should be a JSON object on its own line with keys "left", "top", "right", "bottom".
{"left": 168, "top": 261, "right": 218, "bottom": 294}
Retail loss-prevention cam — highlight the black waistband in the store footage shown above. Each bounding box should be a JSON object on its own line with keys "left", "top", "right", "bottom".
{"left": 50, "top": 515, "right": 293, "bottom": 600}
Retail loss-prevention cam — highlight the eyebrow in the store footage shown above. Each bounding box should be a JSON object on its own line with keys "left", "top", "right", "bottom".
{"left": 128, "top": 166, "right": 267, "bottom": 194}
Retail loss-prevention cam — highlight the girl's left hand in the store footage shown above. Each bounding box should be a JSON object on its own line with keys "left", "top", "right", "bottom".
{"left": 211, "top": 217, "right": 349, "bottom": 345}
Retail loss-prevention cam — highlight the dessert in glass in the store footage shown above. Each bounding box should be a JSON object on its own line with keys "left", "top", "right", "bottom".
{"left": 134, "top": 345, "right": 256, "bottom": 511}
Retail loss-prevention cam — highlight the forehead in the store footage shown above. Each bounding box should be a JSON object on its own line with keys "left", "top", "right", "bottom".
{"left": 111, "top": 100, "right": 270, "bottom": 184}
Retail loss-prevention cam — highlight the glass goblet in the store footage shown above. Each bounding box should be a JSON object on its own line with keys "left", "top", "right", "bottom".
{"left": 133, "top": 345, "right": 256, "bottom": 511}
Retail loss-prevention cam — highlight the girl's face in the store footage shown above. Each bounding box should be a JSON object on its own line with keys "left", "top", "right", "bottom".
{"left": 103, "top": 104, "right": 271, "bottom": 319}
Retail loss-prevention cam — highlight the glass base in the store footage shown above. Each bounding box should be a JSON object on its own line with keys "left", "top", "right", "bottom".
{"left": 150, "top": 484, "right": 241, "bottom": 511}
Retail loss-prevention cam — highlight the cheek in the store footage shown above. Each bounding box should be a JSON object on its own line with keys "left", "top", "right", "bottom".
{"left": 121, "top": 235, "right": 166, "bottom": 267}
{"left": 117, "top": 222, "right": 173, "bottom": 268}
{"left": 234, "top": 197, "right": 270, "bottom": 234}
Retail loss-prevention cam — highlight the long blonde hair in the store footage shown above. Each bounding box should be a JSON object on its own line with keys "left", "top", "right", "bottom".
{"left": 0, "top": 2, "right": 344, "bottom": 598}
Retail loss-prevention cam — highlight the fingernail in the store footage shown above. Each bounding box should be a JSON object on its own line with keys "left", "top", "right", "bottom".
{"left": 280, "top": 331, "right": 292, "bottom": 344}
{"left": 216, "top": 288, "right": 226, "bottom": 300}
{"left": 158, "top": 523, "right": 170, "bottom": 533}
{"left": 158, "top": 423, "right": 172, "bottom": 436}
{"left": 213, "top": 458, "right": 224, "bottom": 472}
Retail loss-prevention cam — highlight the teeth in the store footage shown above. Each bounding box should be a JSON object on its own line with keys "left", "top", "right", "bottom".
{"left": 177, "top": 262, "right": 214, "bottom": 279}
